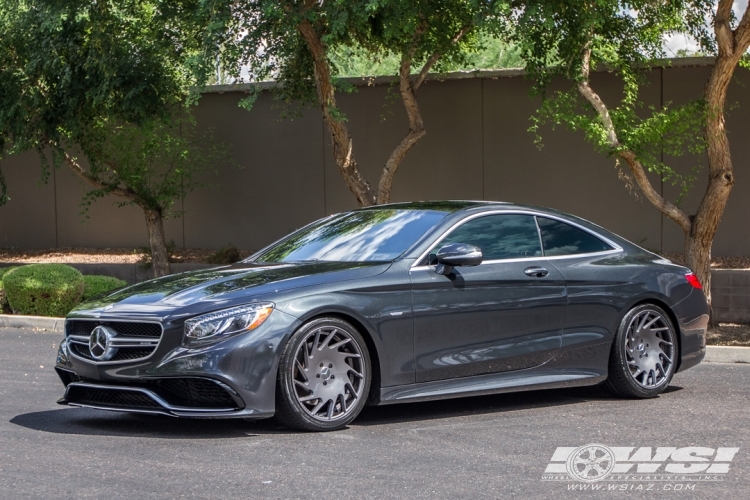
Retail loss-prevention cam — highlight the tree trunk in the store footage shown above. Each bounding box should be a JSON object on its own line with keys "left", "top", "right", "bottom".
{"left": 297, "top": 20, "right": 376, "bottom": 206}
{"left": 144, "top": 208, "right": 171, "bottom": 278}
{"left": 684, "top": 233, "right": 711, "bottom": 296}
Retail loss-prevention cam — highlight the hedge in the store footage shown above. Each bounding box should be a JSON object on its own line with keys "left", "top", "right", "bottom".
{"left": 3, "top": 264, "right": 84, "bottom": 317}
{"left": 82, "top": 275, "right": 127, "bottom": 301}
{"left": 0, "top": 267, "right": 18, "bottom": 312}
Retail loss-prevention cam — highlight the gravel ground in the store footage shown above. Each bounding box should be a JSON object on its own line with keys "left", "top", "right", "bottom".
{"left": 661, "top": 253, "right": 750, "bottom": 269}
{"left": 0, "top": 247, "right": 253, "bottom": 264}
{"left": 707, "top": 323, "right": 750, "bottom": 346}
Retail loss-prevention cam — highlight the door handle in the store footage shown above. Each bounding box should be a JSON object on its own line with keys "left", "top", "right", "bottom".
{"left": 524, "top": 266, "right": 549, "bottom": 278}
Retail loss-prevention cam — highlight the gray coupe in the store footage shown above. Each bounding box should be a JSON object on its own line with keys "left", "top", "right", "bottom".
{"left": 55, "top": 201, "right": 708, "bottom": 431}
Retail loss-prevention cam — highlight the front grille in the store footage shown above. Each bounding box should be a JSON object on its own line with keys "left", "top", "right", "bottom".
{"left": 66, "top": 321, "right": 161, "bottom": 338}
{"left": 66, "top": 320, "right": 162, "bottom": 363}
{"left": 70, "top": 342, "right": 94, "bottom": 360}
{"left": 70, "top": 343, "right": 154, "bottom": 362}
{"left": 155, "top": 378, "right": 238, "bottom": 408}
{"left": 111, "top": 347, "right": 155, "bottom": 361}
{"left": 66, "top": 385, "right": 161, "bottom": 409}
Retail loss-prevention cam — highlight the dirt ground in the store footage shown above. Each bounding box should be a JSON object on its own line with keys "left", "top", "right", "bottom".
{"left": 707, "top": 323, "right": 750, "bottom": 347}
{"left": 0, "top": 247, "right": 253, "bottom": 264}
{"left": 660, "top": 253, "right": 750, "bottom": 269}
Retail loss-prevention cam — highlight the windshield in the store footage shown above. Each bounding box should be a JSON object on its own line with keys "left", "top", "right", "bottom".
{"left": 255, "top": 209, "right": 448, "bottom": 263}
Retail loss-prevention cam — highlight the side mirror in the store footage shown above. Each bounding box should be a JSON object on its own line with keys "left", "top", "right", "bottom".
{"left": 434, "top": 243, "right": 483, "bottom": 275}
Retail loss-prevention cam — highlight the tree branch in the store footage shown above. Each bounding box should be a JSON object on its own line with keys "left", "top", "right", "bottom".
{"left": 715, "top": 0, "right": 735, "bottom": 56}
{"left": 576, "top": 48, "right": 692, "bottom": 234}
{"left": 733, "top": 2, "right": 750, "bottom": 53}
{"left": 376, "top": 23, "right": 471, "bottom": 203}
{"left": 50, "top": 141, "right": 136, "bottom": 200}
{"left": 377, "top": 49, "right": 426, "bottom": 203}
{"left": 413, "top": 25, "right": 471, "bottom": 90}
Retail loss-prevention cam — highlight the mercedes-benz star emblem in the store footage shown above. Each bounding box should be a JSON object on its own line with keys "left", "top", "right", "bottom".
{"left": 89, "top": 325, "right": 117, "bottom": 361}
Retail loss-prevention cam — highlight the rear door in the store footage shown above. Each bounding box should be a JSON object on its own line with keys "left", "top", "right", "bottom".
{"left": 410, "top": 213, "right": 567, "bottom": 383}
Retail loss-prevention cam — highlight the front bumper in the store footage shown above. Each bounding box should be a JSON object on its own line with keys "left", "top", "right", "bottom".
{"left": 55, "top": 309, "right": 301, "bottom": 418}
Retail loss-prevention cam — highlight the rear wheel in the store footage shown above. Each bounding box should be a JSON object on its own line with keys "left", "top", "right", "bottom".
{"left": 274, "top": 317, "right": 371, "bottom": 431}
{"left": 604, "top": 304, "right": 677, "bottom": 398}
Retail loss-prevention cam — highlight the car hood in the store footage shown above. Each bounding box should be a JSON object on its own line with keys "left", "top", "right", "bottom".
{"left": 70, "top": 261, "right": 391, "bottom": 320}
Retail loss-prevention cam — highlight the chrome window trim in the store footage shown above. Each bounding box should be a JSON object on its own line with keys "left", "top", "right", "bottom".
{"left": 533, "top": 215, "right": 545, "bottom": 258}
{"left": 410, "top": 209, "right": 623, "bottom": 270}
{"left": 65, "top": 318, "right": 165, "bottom": 366}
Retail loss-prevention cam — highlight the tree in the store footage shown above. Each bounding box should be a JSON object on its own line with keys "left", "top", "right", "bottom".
{"left": 516, "top": 0, "right": 748, "bottom": 303}
{"left": 61, "top": 116, "right": 227, "bottom": 277}
{"left": 201, "top": 0, "right": 510, "bottom": 206}
{"left": 0, "top": 0, "right": 213, "bottom": 277}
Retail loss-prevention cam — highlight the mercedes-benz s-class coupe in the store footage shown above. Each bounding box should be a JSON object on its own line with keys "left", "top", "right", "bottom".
{"left": 55, "top": 201, "right": 708, "bottom": 431}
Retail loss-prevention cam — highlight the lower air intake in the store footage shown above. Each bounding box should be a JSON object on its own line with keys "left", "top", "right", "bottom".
{"left": 66, "top": 385, "right": 161, "bottom": 409}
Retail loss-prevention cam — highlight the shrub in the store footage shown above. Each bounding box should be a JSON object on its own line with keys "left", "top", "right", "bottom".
{"left": 82, "top": 275, "right": 127, "bottom": 300}
{"left": 0, "top": 266, "right": 19, "bottom": 313}
{"left": 3, "top": 264, "right": 84, "bottom": 317}
{"left": 208, "top": 244, "right": 240, "bottom": 265}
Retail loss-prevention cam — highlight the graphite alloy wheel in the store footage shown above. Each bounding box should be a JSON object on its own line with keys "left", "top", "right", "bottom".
{"left": 274, "top": 317, "right": 371, "bottom": 431}
{"left": 604, "top": 303, "right": 677, "bottom": 398}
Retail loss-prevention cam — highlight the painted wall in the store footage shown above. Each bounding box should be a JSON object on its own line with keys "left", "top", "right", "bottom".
{"left": 0, "top": 60, "right": 747, "bottom": 256}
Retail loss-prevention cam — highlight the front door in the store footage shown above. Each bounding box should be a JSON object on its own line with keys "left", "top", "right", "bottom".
{"left": 410, "top": 213, "right": 567, "bottom": 383}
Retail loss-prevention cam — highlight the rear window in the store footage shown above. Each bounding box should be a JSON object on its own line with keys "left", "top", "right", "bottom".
{"left": 537, "top": 217, "right": 613, "bottom": 256}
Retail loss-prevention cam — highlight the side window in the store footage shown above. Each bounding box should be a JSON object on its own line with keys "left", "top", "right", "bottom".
{"left": 428, "top": 214, "right": 542, "bottom": 263}
{"left": 536, "top": 217, "right": 613, "bottom": 256}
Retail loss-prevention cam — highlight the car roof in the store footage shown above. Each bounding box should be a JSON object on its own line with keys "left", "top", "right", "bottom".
{"left": 356, "top": 200, "right": 507, "bottom": 213}
{"left": 356, "top": 200, "right": 603, "bottom": 220}
{"left": 355, "top": 200, "right": 634, "bottom": 250}
{"left": 355, "top": 200, "right": 581, "bottom": 216}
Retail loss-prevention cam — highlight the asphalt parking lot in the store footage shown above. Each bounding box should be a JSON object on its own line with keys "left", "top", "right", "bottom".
{"left": 0, "top": 328, "right": 748, "bottom": 499}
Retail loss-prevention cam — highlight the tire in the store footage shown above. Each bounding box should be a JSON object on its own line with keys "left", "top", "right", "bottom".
{"left": 274, "top": 317, "right": 371, "bottom": 431}
{"left": 603, "top": 303, "right": 678, "bottom": 398}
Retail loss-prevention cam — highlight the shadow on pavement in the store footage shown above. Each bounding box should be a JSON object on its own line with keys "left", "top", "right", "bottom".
{"left": 9, "top": 408, "right": 288, "bottom": 439}
{"left": 354, "top": 384, "right": 683, "bottom": 427}
{"left": 10, "top": 384, "right": 683, "bottom": 438}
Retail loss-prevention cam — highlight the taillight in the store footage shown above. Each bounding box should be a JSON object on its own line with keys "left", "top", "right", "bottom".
{"left": 685, "top": 273, "right": 702, "bottom": 289}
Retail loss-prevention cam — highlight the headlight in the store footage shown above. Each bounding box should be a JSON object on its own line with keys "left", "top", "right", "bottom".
{"left": 57, "top": 338, "right": 69, "bottom": 364}
{"left": 183, "top": 303, "right": 274, "bottom": 346}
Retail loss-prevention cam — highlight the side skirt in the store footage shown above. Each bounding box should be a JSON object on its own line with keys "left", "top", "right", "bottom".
{"left": 377, "top": 341, "right": 613, "bottom": 405}
{"left": 378, "top": 368, "right": 606, "bottom": 405}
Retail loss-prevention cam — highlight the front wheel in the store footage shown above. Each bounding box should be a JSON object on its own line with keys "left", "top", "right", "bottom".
{"left": 604, "top": 304, "right": 678, "bottom": 398}
{"left": 274, "top": 318, "right": 371, "bottom": 431}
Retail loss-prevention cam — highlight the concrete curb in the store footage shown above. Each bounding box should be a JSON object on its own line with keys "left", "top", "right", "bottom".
{"left": 704, "top": 345, "right": 750, "bottom": 364}
{"left": 0, "top": 314, "right": 64, "bottom": 333}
